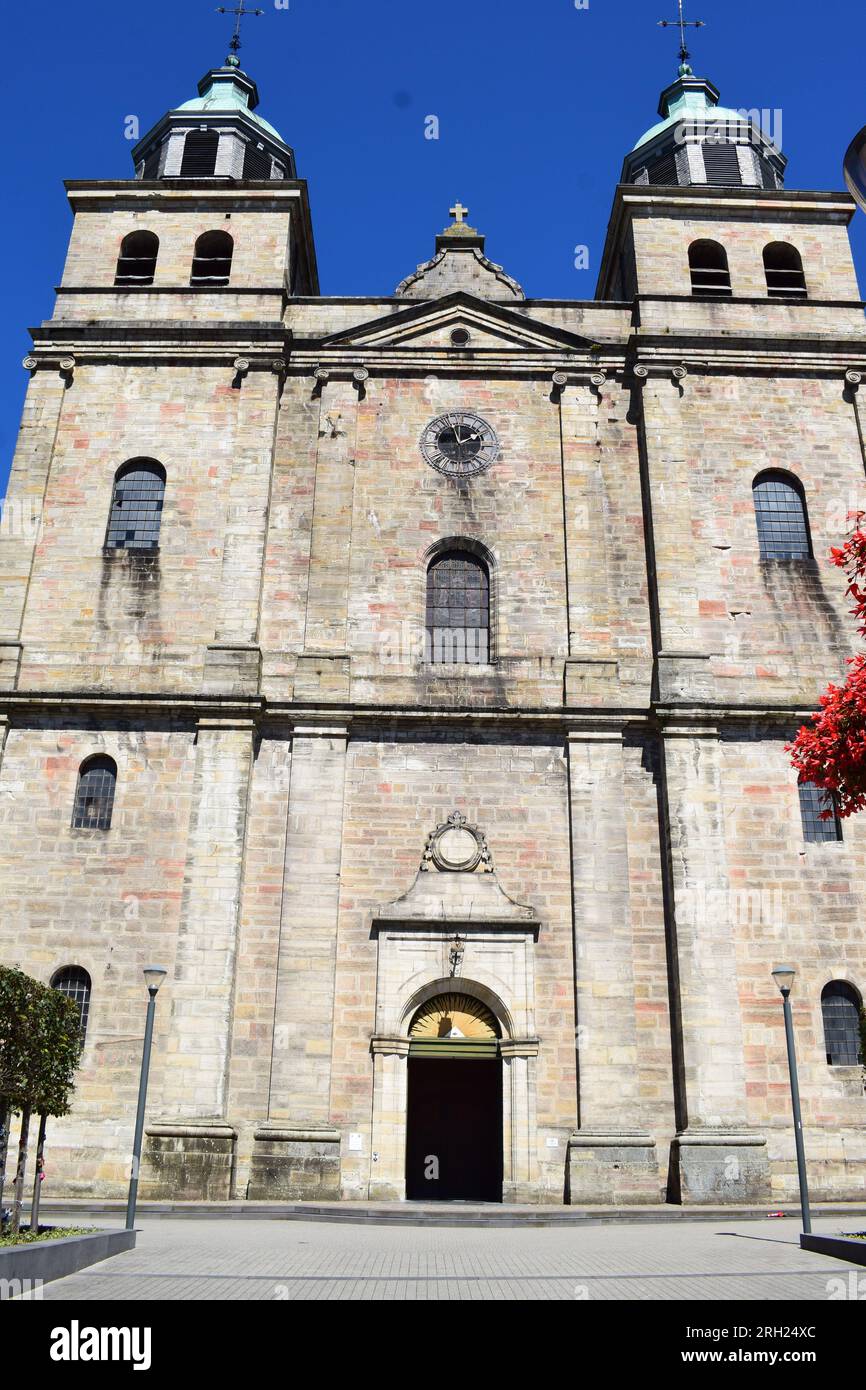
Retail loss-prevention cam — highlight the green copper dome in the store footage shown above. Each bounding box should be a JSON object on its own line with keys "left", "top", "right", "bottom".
{"left": 176, "top": 64, "right": 285, "bottom": 144}
{"left": 632, "top": 66, "right": 742, "bottom": 151}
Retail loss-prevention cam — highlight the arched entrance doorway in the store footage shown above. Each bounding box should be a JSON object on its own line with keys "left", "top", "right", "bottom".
{"left": 405, "top": 992, "right": 503, "bottom": 1202}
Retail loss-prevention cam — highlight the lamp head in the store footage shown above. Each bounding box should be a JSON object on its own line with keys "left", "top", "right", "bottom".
{"left": 143, "top": 966, "right": 168, "bottom": 997}
{"left": 772, "top": 965, "right": 796, "bottom": 997}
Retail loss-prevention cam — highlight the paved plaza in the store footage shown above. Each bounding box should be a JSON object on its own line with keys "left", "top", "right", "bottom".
{"left": 34, "top": 1215, "right": 866, "bottom": 1301}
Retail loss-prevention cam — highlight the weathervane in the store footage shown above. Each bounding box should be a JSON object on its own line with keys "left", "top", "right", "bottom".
{"left": 658, "top": 0, "right": 705, "bottom": 66}
{"left": 216, "top": 2, "right": 265, "bottom": 59}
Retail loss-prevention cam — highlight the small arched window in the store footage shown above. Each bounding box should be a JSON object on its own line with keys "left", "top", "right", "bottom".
{"left": 72, "top": 756, "right": 117, "bottom": 831}
{"left": 764, "top": 243, "right": 807, "bottom": 299}
{"left": 114, "top": 231, "right": 159, "bottom": 287}
{"left": 105, "top": 460, "right": 166, "bottom": 552}
{"left": 688, "top": 240, "right": 732, "bottom": 297}
{"left": 753, "top": 471, "right": 811, "bottom": 560}
{"left": 821, "top": 980, "right": 863, "bottom": 1066}
{"left": 798, "top": 778, "right": 842, "bottom": 843}
{"left": 190, "top": 231, "right": 234, "bottom": 287}
{"left": 425, "top": 549, "right": 490, "bottom": 665}
{"left": 52, "top": 966, "right": 92, "bottom": 1046}
{"left": 180, "top": 130, "right": 220, "bottom": 178}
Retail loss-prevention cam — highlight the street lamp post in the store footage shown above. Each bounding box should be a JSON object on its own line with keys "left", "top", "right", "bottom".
{"left": 125, "top": 967, "right": 167, "bottom": 1231}
{"left": 771, "top": 966, "right": 812, "bottom": 1235}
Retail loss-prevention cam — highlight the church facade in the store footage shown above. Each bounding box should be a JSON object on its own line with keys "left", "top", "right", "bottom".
{"left": 1, "top": 47, "right": 865, "bottom": 1206}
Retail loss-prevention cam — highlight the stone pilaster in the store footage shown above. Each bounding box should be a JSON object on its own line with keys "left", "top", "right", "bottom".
{"left": 566, "top": 728, "right": 658, "bottom": 1201}
{"left": 558, "top": 380, "right": 610, "bottom": 657}
{"left": 0, "top": 366, "right": 68, "bottom": 673}
{"left": 294, "top": 380, "right": 359, "bottom": 700}
{"left": 204, "top": 365, "right": 282, "bottom": 695}
{"left": 661, "top": 724, "right": 769, "bottom": 1202}
{"left": 638, "top": 375, "right": 714, "bottom": 702}
{"left": 249, "top": 722, "right": 348, "bottom": 1198}
{"left": 144, "top": 716, "right": 256, "bottom": 1198}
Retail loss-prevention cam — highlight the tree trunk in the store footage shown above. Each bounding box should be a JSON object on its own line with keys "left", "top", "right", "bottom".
{"left": 29, "top": 1114, "right": 47, "bottom": 1233}
{"left": 11, "top": 1105, "right": 31, "bottom": 1237}
{"left": 0, "top": 1099, "right": 10, "bottom": 1224}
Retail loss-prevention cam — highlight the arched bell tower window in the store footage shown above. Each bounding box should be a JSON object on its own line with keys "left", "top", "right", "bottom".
{"left": 190, "top": 231, "right": 234, "bottom": 287}
{"left": 753, "top": 470, "right": 811, "bottom": 560}
{"left": 105, "top": 460, "right": 166, "bottom": 552}
{"left": 763, "top": 243, "right": 807, "bottom": 299}
{"left": 72, "top": 756, "right": 117, "bottom": 832}
{"left": 114, "top": 231, "right": 159, "bottom": 286}
{"left": 821, "top": 980, "right": 863, "bottom": 1066}
{"left": 51, "top": 966, "right": 92, "bottom": 1045}
{"left": 425, "top": 548, "right": 490, "bottom": 665}
{"left": 688, "top": 240, "right": 732, "bottom": 297}
{"left": 180, "top": 130, "right": 220, "bottom": 177}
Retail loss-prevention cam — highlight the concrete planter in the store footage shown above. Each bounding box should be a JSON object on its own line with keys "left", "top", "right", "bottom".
{"left": 800, "top": 1232, "right": 866, "bottom": 1267}
{"left": 0, "top": 1228, "right": 136, "bottom": 1289}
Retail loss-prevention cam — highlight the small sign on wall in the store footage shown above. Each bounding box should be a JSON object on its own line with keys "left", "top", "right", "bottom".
{"left": 546, "top": 1137, "right": 560, "bottom": 1148}
{"left": 348, "top": 1132, "right": 363, "bottom": 1152}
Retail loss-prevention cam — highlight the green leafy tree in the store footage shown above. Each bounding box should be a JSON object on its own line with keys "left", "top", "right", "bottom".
{"left": 0, "top": 966, "right": 82, "bottom": 1234}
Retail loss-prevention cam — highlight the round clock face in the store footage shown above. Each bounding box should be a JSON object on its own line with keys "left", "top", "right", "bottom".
{"left": 420, "top": 412, "right": 500, "bottom": 478}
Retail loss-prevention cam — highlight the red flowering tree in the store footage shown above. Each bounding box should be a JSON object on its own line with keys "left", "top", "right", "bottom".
{"left": 788, "top": 515, "right": 866, "bottom": 817}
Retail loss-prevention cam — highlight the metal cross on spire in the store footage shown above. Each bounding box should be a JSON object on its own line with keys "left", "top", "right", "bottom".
{"left": 215, "top": 2, "right": 265, "bottom": 59}
{"left": 658, "top": 0, "right": 705, "bottom": 66}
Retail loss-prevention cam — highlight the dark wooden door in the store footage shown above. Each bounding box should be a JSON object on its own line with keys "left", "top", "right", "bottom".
{"left": 405, "top": 1055, "right": 503, "bottom": 1201}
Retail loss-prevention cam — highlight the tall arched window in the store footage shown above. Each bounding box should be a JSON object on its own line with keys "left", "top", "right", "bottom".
{"left": 72, "top": 756, "right": 117, "bottom": 831}
{"left": 190, "top": 231, "right": 234, "bottom": 287}
{"left": 798, "top": 778, "right": 842, "bottom": 843}
{"left": 52, "top": 966, "right": 92, "bottom": 1046}
{"left": 425, "top": 549, "right": 490, "bottom": 665}
{"left": 105, "top": 460, "right": 166, "bottom": 552}
{"left": 753, "top": 471, "right": 811, "bottom": 560}
{"left": 821, "top": 980, "right": 863, "bottom": 1066}
{"left": 688, "top": 240, "right": 732, "bottom": 297}
{"left": 114, "top": 231, "right": 159, "bottom": 287}
{"left": 763, "top": 243, "right": 807, "bottom": 299}
{"left": 180, "top": 130, "right": 220, "bottom": 177}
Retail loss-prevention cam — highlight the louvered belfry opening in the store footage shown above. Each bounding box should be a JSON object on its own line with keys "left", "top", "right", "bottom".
{"left": 688, "top": 240, "right": 732, "bottom": 297}
{"left": 701, "top": 141, "right": 743, "bottom": 186}
{"left": 180, "top": 130, "right": 220, "bottom": 177}
{"left": 114, "top": 231, "right": 159, "bottom": 286}
{"left": 764, "top": 243, "right": 808, "bottom": 299}
{"left": 190, "top": 231, "right": 234, "bottom": 287}
{"left": 242, "top": 141, "right": 272, "bottom": 179}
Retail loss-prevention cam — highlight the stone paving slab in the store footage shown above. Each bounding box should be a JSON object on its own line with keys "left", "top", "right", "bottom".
{"left": 32, "top": 1215, "right": 866, "bottom": 1302}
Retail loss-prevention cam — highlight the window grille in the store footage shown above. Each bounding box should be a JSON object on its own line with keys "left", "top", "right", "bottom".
{"left": 425, "top": 550, "right": 490, "bottom": 665}
{"left": 105, "top": 462, "right": 165, "bottom": 551}
{"left": 51, "top": 966, "right": 92, "bottom": 1044}
{"left": 72, "top": 757, "right": 117, "bottom": 832}
{"left": 753, "top": 473, "right": 811, "bottom": 560}
{"left": 798, "top": 780, "right": 842, "bottom": 843}
{"left": 821, "top": 981, "right": 862, "bottom": 1066}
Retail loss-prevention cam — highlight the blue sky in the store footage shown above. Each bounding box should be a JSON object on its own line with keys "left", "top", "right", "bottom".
{"left": 2, "top": 0, "right": 865, "bottom": 493}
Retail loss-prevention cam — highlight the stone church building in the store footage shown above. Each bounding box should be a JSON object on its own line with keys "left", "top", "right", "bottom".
{"left": 1, "top": 42, "right": 865, "bottom": 1207}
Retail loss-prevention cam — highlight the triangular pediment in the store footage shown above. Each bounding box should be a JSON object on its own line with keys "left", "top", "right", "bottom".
{"left": 314, "top": 292, "right": 598, "bottom": 355}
